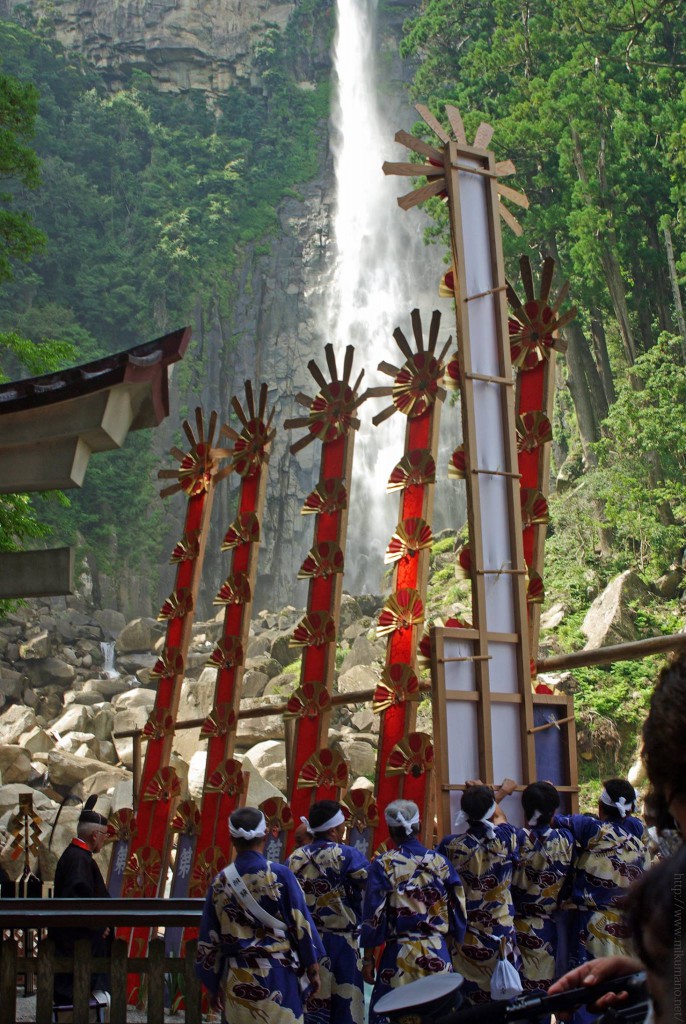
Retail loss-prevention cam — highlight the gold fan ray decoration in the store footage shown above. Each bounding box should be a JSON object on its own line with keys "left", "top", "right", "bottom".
{"left": 507, "top": 256, "right": 577, "bottom": 368}
{"left": 157, "top": 408, "right": 232, "bottom": 499}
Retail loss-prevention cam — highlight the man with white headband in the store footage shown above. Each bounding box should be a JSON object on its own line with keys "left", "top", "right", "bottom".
{"left": 195, "top": 806, "right": 325, "bottom": 1024}
{"left": 360, "top": 799, "right": 466, "bottom": 1024}
{"left": 549, "top": 777, "right": 649, "bottom": 1024}
{"left": 288, "top": 800, "right": 369, "bottom": 1024}
{"left": 437, "top": 779, "right": 520, "bottom": 1006}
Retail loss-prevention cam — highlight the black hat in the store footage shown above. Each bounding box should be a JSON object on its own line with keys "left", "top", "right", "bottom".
{"left": 78, "top": 796, "right": 108, "bottom": 827}
{"left": 374, "top": 974, "right": 464, "bottom": 1023}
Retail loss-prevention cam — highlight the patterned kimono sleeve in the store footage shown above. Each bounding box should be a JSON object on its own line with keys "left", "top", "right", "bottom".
{"left": 281, "top": 865, "right": 326, "bottom": 967}
{"left": 359, "top": 857, "right": 392, "bottom": 949}
{"left": 194, "top": 883, "right": 224, "bottom": 997}
{"left": 441, "top": 853, "right": 467, "bottom": 943}
{"left": 554, "top": 814, "right": 595, "bottom": 845}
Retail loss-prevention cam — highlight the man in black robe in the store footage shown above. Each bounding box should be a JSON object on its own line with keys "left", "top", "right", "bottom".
{"left": 51, "top": 797, "right": 112, "bottom": 1008}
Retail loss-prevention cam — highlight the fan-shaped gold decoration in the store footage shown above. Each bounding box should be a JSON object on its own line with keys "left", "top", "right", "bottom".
{"left": 520, "top": 489, "right": 550, "bottom": 527}
{"left": 387, "top": 451, "right": 436, "bottom": 492}
{"left": 373, "top": 664, "right": 421, "bottom": 713}
{"left": 221, "top": 382, "right": 276, "bottom": 477}
{"left": 376, "top": 588, "right": 424, "bottom": 637}
{"left": 284, "top": 680, "right": 332, "bottom": 720}
{"left": 285, "top": 344, "right": 365, "bottom": 455}
{"left": 122, "top": 846, "right": 162, "bottom": 897}
{"left": 387, "top": 732, "right": 434, "bottom": 778}
{"left": 189, "top": 847, "right": 227, "bottom": 897}
{"left": 444, "top": 351, "right": 462, "bottom": 391}
{"left": 108, "top": 808, "right": 137, "bottom": 844}
{"left": 214, "top": 572, "right": 251, "bottom": 606}
{"left": 364, "top": 310, "right": 451, "bottom": 425}
{"left": 516, "top": 411, "right": 553, "bottom": 453}
{"left": 150, "top": 646, "right": 184, "bottom": 681}
{"left": 343, "top": 789, "right": 380, "bottom": 832}
{"left": 418, "top": 616, "right": 472, "bottom": 667}
{"left": 157, "top": 587, "right": 193, "bottom": 622}
{"left": 170, "top": 800, "right": 202, "bottom": 837}
{"left": 205, "top": 759, "right": 245, "bottom": 796}
{"left": 527, "top": 571, "right": 545, "bottom": 605}
{"left": 448, "top": 445, "right": 467, "bottom": 480}
{"left": 290, "top": 611, "right": 336, "bottom": 648}
{"left": 439, "top": 267, "right": 455, "bottom": 299}
{"left": 301, "top": 479, "right": 348, "bottom": 515}
{"left": 298, "top": 748, "right": 349, "bottom": 790}
{"left": 222, "top": 511, "right": 260, "bottom": 550}
{"left": 260, "top": 797, "right": 295, "bottom": 836}
{"left": 383, "top": 105, "right": 529, "bottom": 236}
{"left": 201, "top": 704, "right": 237, "bottom": 738}
{"left": 207, "top": 637, "right": 244, "bottom": 671}
{"left": 158, "top": 408, "right": 232, "bottom": 499}
{"left": 454, "top": 545, "right": 472, "bottom": 579}
{"left": 142, "top": 709, "right": 175, "bottom": 741}
{"left": 507, "top": 256, "right": 576, "bottom": 369}
{"left": 297, "top": 542, "right": 345, "bottom": 580}
{"left": 142, "top": 767, "right": 180, "bottom": 803}
{"left": 385, "top": 518, "right": 433, "bottom": 564}
{"left": 170, "top": 530, "right": 201, "bottom": 564}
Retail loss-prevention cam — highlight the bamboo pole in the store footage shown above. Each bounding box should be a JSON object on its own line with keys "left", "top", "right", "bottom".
{"left": 536, "top": 631, "right": 686, "bottom": 672}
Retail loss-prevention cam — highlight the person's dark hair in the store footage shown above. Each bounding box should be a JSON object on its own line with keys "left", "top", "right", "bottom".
{"left": 309, "top": 800, "right": 342, "bottom": 832}
{"left": 644, "top": 787, "right": 679, "bottom": 834}
{"left": 229, "top": 806, "right": 265, "bottom": 851}
{"left": 601, "top": 778, "right": 637, "bottom": 820}
{"left": 521, "top": 781, "right": 560, "bottom": 826}
{"left": 623, "top": 842, "right": 686, "bottom": 1018}
{"left": 462, "top": 785, "right": 496, "bottom": 823}
{"left": 643, "top": 654, "right": 686, "bottom": 805}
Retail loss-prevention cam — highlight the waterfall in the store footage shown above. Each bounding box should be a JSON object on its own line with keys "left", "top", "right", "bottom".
{"left": 327, "top": 0, "right": 462, "bottom": 594}
{"left": 100, "top": 640, "right": 118, "bottom": 678}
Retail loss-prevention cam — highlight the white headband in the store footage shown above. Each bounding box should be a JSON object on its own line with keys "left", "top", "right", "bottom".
{"left": 454, "top": 800, "right": 497, "bottom": 839}
{"left": 229, "top": 812, "right": 267, "bottom": 839}
{"left": 527, "top": 810, "right": 542, "bottom": 827}
{"left": 385, "top": 807, "right": 420, "bottom": 835}
{"left": 302, "top": 809, "right": 345, "bottom": 834}
{"left": 600, "top": 789, "right": 635, "bottom": 818}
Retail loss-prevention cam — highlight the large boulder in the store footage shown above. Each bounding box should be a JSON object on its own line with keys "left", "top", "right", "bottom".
{"left": 337, "top": 737, "right": 375, "bottom": 777}
{"left": 50, "top": 704, "right": 93, "bottom": 738}
{"left": 269, "top": 631, "right": 300, "bottom": 668}
{"left": 82, "top": 675, "right": 131, "bottom": 699}
{"left": 338, "top": 594, "right": 362, "bottom": 633}
{"left": 112, "top": 687, "right": 157, "bottom": 712}
{"left": 339, "top": 635, "right": 385, "bottom": 674}
{"left": 75, "top": 766, "right": 131, "bottom": 800}
{"left": 0, "top": 745, "right": 33, "bottom": 783}
{"left": 47, "top": 749, "right": 113, "bottom": 787}
{"left": 0, "top": 666, "right": 24, "bottom": 701}
{"left": 94, "top": 609, "right": 126, "bottom": 637}
{"left": 236, "top": 698, "right": 285, "bottom": 746}
{"left": 241, "top": 754, "right": 286, "bottom": 803}
{"left": 243, "top": 740, "right": 286, "bottom": 773}
{"left": 0, "top": 705, "right": 37, "bottom": 745}
{"left": 172, "top": 669, "right": 217, "bottom": 765}
{"left": 242, "top": 670, "right": 270, "bottom": 698}
{"left": 115, "top": 618, "right": 158, "bottom": 655}
{"left": 24, "top": 657, "right": 76, "bottom": 688}
{"left": 582, "top": 570, "right": 654, "bottom": 649}
{"left": 18, "top": 631, "right": 51, "bottom": 660}
{"left": 337, "top": 664, "right": 379, "bottom": 695}
{"left": 19, "top": 725, "right": 55, "bottom": 756}
{"left": 112, "top": 707, "right": 149, "bottom": 767}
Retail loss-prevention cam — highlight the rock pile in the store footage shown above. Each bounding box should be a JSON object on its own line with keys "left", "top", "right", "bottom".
{"left": 0, "top": 591, "right": 413, "bottom": 881}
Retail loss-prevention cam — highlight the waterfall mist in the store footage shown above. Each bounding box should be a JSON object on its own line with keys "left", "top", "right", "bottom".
{"left": 327, "top": 0, "right": 464, "bottom": 596}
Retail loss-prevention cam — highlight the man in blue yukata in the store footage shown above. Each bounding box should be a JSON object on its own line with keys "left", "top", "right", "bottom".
{"left": 360, "top": 799, "right": 467, "bottom": 1024}
{"left": 195, "top": 806, "right": 325, "bottom": 1024}
{"left": 288, "top": 799, "right": 370, "bottom": 1024}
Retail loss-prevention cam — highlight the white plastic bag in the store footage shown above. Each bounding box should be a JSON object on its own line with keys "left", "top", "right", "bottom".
{"left": 490, "top": 938, "right": 523, "bottom": 1001}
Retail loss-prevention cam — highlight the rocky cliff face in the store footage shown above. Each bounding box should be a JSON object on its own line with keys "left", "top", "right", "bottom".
{"left": 0, "top": 0, "right": 298, "bottom": 95}
{"left": 2, "top": 0, "right": 448, "bottom": 615}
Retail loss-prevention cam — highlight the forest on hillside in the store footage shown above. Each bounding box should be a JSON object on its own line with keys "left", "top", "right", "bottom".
{"left": 2, "top": 0, "right": 686, "bottom": 792}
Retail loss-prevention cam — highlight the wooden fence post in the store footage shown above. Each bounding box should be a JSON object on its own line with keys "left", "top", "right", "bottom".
{"left": 73, "top": 937, "right": 93, "bottom": 1024}
{"left": 110, "top": 938, "right": 128, "bottom": 1023}
{"left": 184, "top": 939, "right": 201, "bottom": 1024}
{"left": 147, "top": 936, "right": 165, "bottom": 1023}
{"left": 0, "top": 935, "right": 17, "bottom": 1023}
{"left": 36, "top": 937, "right": 54, "bottom": 1024}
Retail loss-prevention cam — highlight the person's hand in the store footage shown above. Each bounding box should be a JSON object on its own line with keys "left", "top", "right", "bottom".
{"left": 499, "top": 778, "right": 517, "bottom": 797}
{"left": 102, "top": 927, "right": 110, "bottom": 939}
{"left": 362, "top": 959, "right": 375, "bottom": 985}
{"left": 548, "top": 956, "right": 643, "bottom": 1017}
{"left": 465, "top": 779, "right": 484, "bottom": 788}
{"left": 307, "top": 963, "right": 321, "bottom": 998}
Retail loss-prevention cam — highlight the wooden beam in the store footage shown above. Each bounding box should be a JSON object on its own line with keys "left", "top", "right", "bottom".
{"left": 0, "top": 548, "right": 74, "bottom": 598}
{"left": 537, "top": 632, "right": 686, "bottom": 672}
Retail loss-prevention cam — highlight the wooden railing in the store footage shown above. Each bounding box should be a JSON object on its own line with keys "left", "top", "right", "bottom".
{"left": 0, "top": 898, "right": 205, "bottom": 1024}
